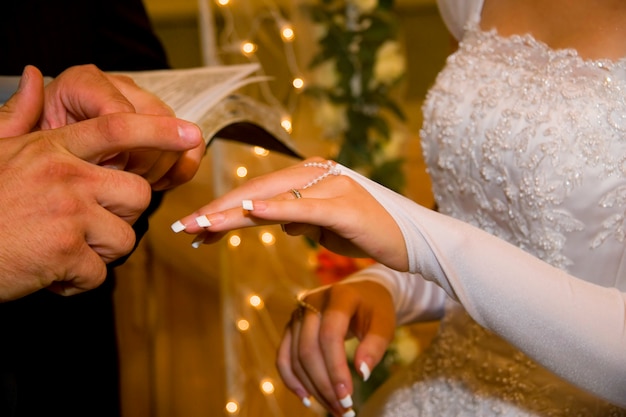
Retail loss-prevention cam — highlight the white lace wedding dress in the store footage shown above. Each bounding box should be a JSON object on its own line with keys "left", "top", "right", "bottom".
{"left": 333, "top": 0, "right": 626, "bottom": 415}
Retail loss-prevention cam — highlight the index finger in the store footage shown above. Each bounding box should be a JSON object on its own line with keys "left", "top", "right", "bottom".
{"left": 313, "top": 290, "right": 357, "bottom": 407}
{"left": 51, "top": 113, "right": 202, "bottom": 164}
{"left": 42, "top": 64, "right": 136, "bottom": 128}
{"left": 173, "top": 158, "right": 336, "bottom": 231}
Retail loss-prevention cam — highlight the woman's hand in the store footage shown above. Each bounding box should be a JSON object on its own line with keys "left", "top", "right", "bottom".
{"left": 280, "top": 280, "right": 396, "bottom": 416}
{"left": 172, "top": 158, "right": 409, "bottom": 272}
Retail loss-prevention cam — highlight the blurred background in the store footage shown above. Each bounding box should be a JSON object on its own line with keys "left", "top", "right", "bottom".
{"left": 114, "top": 0, "right": 449, "bottom": 415}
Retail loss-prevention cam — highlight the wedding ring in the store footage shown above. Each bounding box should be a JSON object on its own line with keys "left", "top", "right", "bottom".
{"left": 290, "top": 188, "right": 302, "bottom": 199}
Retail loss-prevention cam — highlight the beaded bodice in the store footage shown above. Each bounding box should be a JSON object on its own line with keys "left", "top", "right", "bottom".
{"left": 421, "top": 27, "right": 626, "bottom": 289}
{"left": 372, "top": 17, "right": 626, "bottom": 417}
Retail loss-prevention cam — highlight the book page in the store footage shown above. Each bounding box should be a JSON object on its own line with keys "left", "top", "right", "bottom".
{"left": 122, "top": 63, "right": 261, "bottom": 122}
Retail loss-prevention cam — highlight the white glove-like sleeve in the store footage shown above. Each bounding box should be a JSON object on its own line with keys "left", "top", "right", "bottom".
{"left": 342, "top": 264, "right": 447, "bottom": 325}
{"left": 339, "top": 164, "right": 626, "bottom": 408}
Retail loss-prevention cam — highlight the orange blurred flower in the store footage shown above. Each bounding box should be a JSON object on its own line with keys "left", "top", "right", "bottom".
{"left": 314, "top": 247, "right": 376, "bottom": 285}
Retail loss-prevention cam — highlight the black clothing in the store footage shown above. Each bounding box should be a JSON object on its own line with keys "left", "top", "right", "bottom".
{"left": 0, "top": 0, "right": 168, "bottom": 76}
{"left": 0, "top": 1, "right": 168, "bottom": 415}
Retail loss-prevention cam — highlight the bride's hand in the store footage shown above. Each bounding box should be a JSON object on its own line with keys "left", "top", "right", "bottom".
{"left": 171, "top": 158, "right": 409, "bottom": 272}
{"left": 279, "top": 280, "right": 396, "bottom": 416}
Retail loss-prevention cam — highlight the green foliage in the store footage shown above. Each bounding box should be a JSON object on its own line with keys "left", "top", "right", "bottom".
{"left": 303, "top": 0, "right": 408, "bottom": 193}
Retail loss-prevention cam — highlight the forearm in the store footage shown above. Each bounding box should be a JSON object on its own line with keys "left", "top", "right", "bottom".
{"left": 339, "top": 164, "right": 626, "bottom": 407}
{"left": 342, "top": 264, "right": 447, "bottom": 325}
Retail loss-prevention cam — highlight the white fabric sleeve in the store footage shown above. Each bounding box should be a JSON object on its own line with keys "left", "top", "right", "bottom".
{"left": 338, "top": 164, "right": 626, "bottom": 407}
{"left": 341, "top": 264, "right": 447, "bottom": 325}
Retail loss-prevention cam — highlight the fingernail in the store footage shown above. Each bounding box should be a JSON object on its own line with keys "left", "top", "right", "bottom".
{"left": 171, "top": 220, "right": 186, "bottom": 233}
{"left": 17, "top": 66, "right": 30, "bottom": 92}
{"left": 342, "top": 410, "right": 356, "bottom": 417}
{"left": 177, "top": 121, "right": 202, "bottom": 144}
{"left": 195, "top": 215, "right": 211, "bottom": 228}
{"left": 359, "top": 361, "right": 371, "bottom": 382}
{"left": 191, "top": 235, "right": 204, "bottom": 248}
{"left": 302, "top": 397, "right": 312, "bottom": 408}
{"left": 339, "top": 394, "right": 353, "bottom": 409}
{"left": 242, "top": 200, "right": 254, "bottom": 210}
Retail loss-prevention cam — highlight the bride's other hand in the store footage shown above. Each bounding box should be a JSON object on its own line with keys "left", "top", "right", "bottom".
{"left": 279, "top": 280, "right": 396, "bottom": 416}
{"left": 171, "top": 158, "right": 408, "bottom": 272}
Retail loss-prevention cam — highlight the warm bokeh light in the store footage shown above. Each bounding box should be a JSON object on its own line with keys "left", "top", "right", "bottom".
{"left": 236, "top": 319, "right": 250, "bottom": 332}
{"left": 249, "top": 295, "right": 264, "bottom": 309}
{"left": 280, "top": 26, "right": 295, "bottom": 41}
{"left": 241, "top": 41, "right": 257, "bottom": 55}
{"left": 253, "top": 146, "right": 270, "bottom": 156}
{"left": 292, "top": 77, "right": 304, "bottom": 89}
{"left": 229, "top": 234, "right": 242, "bottom": 247}
{"left": 260, "top": 232, "right": 276, "bottom": 245}
{"left": 260, "top": 379, "right": 275, "bottom": 394}
{"left": 225, "top": 401, "right": 239, "bottom": 414}
{"left": 280, "top": 117, "right": 292, "bottom": 133}
{"left": 236, "top": 166, "right": 248, "bottom": 178}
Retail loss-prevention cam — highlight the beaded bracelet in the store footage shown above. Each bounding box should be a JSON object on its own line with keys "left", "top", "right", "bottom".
{"left": 301, "top": 160, "right": 342, "bottom": 189}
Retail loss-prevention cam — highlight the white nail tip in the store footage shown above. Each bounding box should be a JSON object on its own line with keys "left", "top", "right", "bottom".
{"left": 191, "top": 238, "right": 203, "bottom": 249}
{"left": 359, "top": 362, "right": 371, "bottom": 382}
{"left": 170, "top": 220, "right": 186, "bottom": 233}
{"left": 242, "top": 200, "right": 254, "bottom": 210}
{"left": 342, "top": 410, "right": 356, "bottom": 417}
{"left": 302, "top": 397, "right": 312, "bottom": 408}
{"left": 339, "top": 395, "right": 353, "bottom": 408}
{"left": 195, "top": 215, "right": 211, "bottom": 227}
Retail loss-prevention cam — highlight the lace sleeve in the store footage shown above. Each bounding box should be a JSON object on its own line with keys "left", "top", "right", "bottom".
{"left": 339, "top": 164, "right": 626, "bottom": 408}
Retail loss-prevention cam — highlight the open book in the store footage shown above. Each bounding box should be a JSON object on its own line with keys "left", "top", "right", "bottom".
{"left": 0, "top": 64, "right": 303, "bottom": 159}
{"left": 123, "top": 63, "right": 303, "bottom": 159}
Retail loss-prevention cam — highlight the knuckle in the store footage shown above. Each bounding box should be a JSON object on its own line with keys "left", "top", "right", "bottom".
{"left": 85, "top": 263, "right": 108, "bottom": 289}
{"left": 116, "top": 224, "right": 138, "bottom": 256}
{"left": 97, "top": 113, "right": 129, "bottom": 144}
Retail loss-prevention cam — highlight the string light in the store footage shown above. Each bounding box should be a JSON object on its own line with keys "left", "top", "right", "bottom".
{"left": 249, "top": 295, "right": 264, "bottom": 309}
{"left": 225, "top": 401, "right": 239, "bottom": 414}
{"left": 211, "top": 0, "right": 304, "bottom": 125}
{"left": 204, "top": 3, "right": 319, "bottom": 412}
{"left": 236, "top": 165, "right": 248, "bottom": 178}
{"left": 253, "top": 146, "right": 269, "bottom": 157}
{"left": 228, "top": 234, "right": 242, "bottom": 247}
{"left": 240, "top": 41, "right": 258, "bottom": 55}
{"left": 260, "top": 379, "right": 275, "bottom": 394}
{"left": 280, "top": 25, "right": 295, "bottom": 42}
{"left": 280, "top": 116, "right": 292, "bottom": 133}
{"left": 236, "top": 319, "right": 250, "bottom": 332}
{"left": 260, "top": 232, "right": 276, "bottom": 245}
{"left": 292, "top": 77, "right": 304, "bottom": 90}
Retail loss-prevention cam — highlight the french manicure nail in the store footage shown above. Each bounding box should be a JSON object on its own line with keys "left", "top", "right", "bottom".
{"left": 342, "top": 410, "right": 356, "bottom": 417}
{"left": 339, "top": 394, "right": 353, "bottom": 409}
{"left": 302, "top": 397, "right": 312, "bottom": 407}
{"left": 242, "top": 199, "right": 254, "bottom": 210}
{"left": 195, "top": 215, "right": 211, "bottom": 227}
{"left": 191, "top": 235, "right": 204, "bottom": 248}
{"left": 359, "top": 361, "right": 371, "bottom": 382}
{"left": 171, "top": 220, "right": 186, "bottom": 233}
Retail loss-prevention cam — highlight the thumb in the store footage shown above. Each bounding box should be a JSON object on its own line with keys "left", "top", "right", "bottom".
{"left": 0, "top": 66, "right": 44, "bottom": 137}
